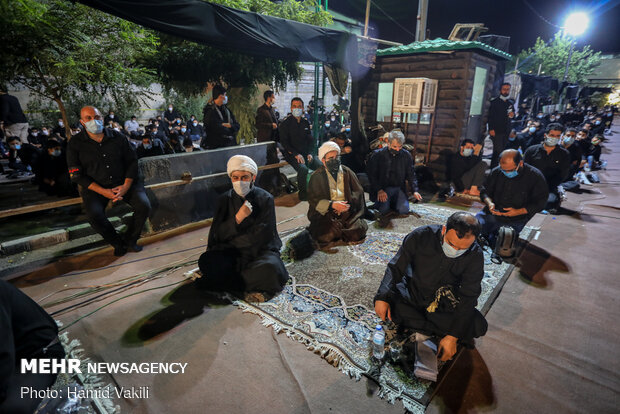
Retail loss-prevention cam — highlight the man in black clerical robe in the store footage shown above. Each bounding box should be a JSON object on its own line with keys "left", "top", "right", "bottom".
{"left": 307, "top": 141, "right": 367, "bottom": 246}
{"left": 198, "top": 155, "right": 288, "bottom": 298}
{"left": 374, "top": 212, "right": 488, "bottom": 361}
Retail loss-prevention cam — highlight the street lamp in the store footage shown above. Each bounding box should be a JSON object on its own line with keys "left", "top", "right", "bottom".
{"left": 560, "top": 12, "right": 589, "bottom": 106}
{"left": 564, "top": 12, "right": 589, "bottom": 36}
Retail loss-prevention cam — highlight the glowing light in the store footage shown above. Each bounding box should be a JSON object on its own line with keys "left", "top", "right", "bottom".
{"left": 564, "top": 12, "right": 589, "bottom": 36}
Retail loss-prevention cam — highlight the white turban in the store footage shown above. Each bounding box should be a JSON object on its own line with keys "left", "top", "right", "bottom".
{"left": 318, "top": 141, "right": 341, "bottom": 161}
{"left": 227, "top": 155, "right": 258, "bottom": 177}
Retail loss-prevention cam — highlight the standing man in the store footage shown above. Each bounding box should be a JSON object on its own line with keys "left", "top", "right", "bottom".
{"left": 67, "top": 106, "right": 151, "bottom": 256}
{"left": 279, "top": 97, "right": 322, "bottom": 201}
{"left": 203, "top": 85, "right": 240, "bottom": 149}
{"left": 255, "top": 90, "right": 281, "bottom": 194}
{"left": 374, "top": 212, "right": 488, "bottom": 359}
{"left": 487, "top": 82, "right": 514, "bottom": 168}
{"left": 0, "top": 86, "right": 29, "bottom": 144}
{"left": 198, "top": 155, "right": 288, "bottom": 301}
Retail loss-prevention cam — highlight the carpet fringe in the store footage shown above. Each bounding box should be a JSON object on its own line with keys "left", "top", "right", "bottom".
{"left": 57, "top": 323, "right": 121, "bottom": 414}
{"left": 233, "top": 300, "right": 425, "bottom": 413}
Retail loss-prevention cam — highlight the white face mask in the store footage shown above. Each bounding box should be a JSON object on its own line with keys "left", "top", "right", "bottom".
{"left": 232, "top": 180, "right": 253, "bottom": 197}
{"left": 223, "top": 96, "right": 228, "bottom": 105}
{"left": 441, "top": 234, "right": 467, "bottom": 258}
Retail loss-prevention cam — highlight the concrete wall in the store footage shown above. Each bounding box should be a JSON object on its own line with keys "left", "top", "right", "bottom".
{"left": 139, "top": 142, "right": 276, "bottom": 233}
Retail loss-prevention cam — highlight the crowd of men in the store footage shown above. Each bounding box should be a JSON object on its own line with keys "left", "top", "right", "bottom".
{"left": 0, "top": 81, "right": 616, "bottom": 411}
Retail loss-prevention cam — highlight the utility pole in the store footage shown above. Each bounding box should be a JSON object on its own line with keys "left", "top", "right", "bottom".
{"left": 363, "top": 0, "right": 371, "bottom": 37}
{"left": 416, "top": 0, "right": 429, "bottom": 42}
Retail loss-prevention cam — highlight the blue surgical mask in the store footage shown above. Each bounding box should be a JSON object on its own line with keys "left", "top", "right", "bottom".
{"left": 51, "top": 149, "right": 61, "bottom": 157}
{"left": 529, "top": 127, "right": 536, "bottom": 133}
{"left": 325, "top": 122, "right": 330, "bottom": 127}
{"left": 537, "top": 114, "right": 543, "bottom": 119}
{"left": 292, "top": 108, "right": 303, "bottom": 117}
{"left": 193, "top": 122, "right": 198, "bottom": 126}
{"left": 462, "top": 148, "right": 474, "bottom": 156}
{"left": 502, "top": 168, "right": 519, "bottom": 178}
{"left": 562, "top": 136, "right": 575, "bottom": 146}
{"left": 508, "top": 136, "right": 516, "bottom": 141}
{"left": 181, "top": 128, "right": 186, "bottom": 133}
{"left": 345, "top": 127, "right": 350, "bottom": 132}
{"left": 595, "top": 120, "right": 601, "bottom": 125}
{"left": 85, "top": 119, "right": 104, "bottom": 134}
{"left": 14, "top": 144, "right": 21, "bottom": 150}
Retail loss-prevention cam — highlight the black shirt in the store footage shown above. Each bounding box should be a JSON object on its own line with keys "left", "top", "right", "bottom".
{"left": 450, "top": 152, "right": 483, "bottom": 191}
{"left": 480, "top": 163, "right": 548, "bottom": 221}
{"left": 208, "top": 187, "right": 282, "bottom": 258}
{"left": 278, "top": 115, "right": 313, "bottom": 157}
{"left": 524, "top": 144, "right": 571, "bottom": 189}
{"left": 202, "top": 103, "right": 240, "bottom": 149}
{"left": 487, "top": 96, "right": 514, "bottom": 134}
{"left": 66, "top": 128, "right": 138, "bottom": 189}
{"left": 0, "top": 93, "right": 27, "bottom": 124}
{"left": 374, "top": 225, "right": 484, "bottom": 338}
{"left": 367, "top": 147, "right": 418, "bottom": 201}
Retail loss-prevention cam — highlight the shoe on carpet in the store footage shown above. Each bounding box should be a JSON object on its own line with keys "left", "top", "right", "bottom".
{"left": 244, "top": 292, "right": 267, "bottom": 303}
{"left": 125, "top": 243, "right": 143, "bottom": 253}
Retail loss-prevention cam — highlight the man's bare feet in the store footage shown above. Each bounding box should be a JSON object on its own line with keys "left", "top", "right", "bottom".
{"left": 469, "top": 186, "right": 480, "bottom": 196}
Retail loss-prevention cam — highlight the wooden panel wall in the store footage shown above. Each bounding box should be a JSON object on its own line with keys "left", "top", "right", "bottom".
{"left": 362, "top": 51, "right": 504, "bottom": 181}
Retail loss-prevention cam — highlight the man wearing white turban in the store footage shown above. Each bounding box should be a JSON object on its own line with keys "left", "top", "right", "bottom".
{"left": 197, "top": 155, "right": 288, "bottom": 300}
{"left": 306, "top": 141, "right": 368, "bottom": 246}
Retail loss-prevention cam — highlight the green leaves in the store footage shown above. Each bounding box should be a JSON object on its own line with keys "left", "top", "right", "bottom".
{"left": 514, "top": 31, "right": 602, "bottom": 85}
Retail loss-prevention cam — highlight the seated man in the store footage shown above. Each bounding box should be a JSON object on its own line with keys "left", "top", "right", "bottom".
{"left": 524, "top": 123, "right": 570, "bottom": 211}
{"left": 35, "top": 139, "right": 76, "bottom": 197}
{"left": 278, "top": 97, "right": 322, "bottom": 201}
{"left": 450, "top": 138, "right": 485, "bottom": 196}
{"left": 559, "top": 127, "right": 585, "bottom": 190}
{"left": 307, "top": 141, "right": 368, "bottom": 247}
{"left": 198, "top": 155, "right": 288, "bottom": 300}
{"left": 136, "top": 136, "right": 165, "bottom": 159}
{"left": 0, "top": 280, "right": 65, "bottom": 414}
{"left": 124, "top": 115, "right": 143, "bottom": 138}
{"left": 183, "top": 137, "right": 201, "bottom": 152}
{"left": 367, "top": 130, "right": 422, "bottom": 216}
{"left": 6, "top": 136, "right": 40, "bottom": 176}
{"left": 374, "top": 212, "right": 488, "bottom": 363}
{"left": 476, "top": 149, "right": 548, "bottom": 247}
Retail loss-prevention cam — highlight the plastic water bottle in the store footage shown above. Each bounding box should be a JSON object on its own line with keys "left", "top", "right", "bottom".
{"left": 372, "top": 325, "right": 385, "bottom": 360}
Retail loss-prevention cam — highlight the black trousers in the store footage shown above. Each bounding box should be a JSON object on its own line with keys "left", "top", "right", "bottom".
{"left": 391, "top": 296, "right": 488, "bottom": 343}
{"left": 490, "top": 132, "right": 509, "bottom": 169}
{"left": 197, "top": 249, "right": 288, "bottom": 294}
{"left": 81, "top": 184, "right": 151, "bottom": 248}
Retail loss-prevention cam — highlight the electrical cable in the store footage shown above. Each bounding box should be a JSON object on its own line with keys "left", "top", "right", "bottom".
{"left": 58, "top": 278, "right": 191, "bottom": 332}
{"left": 520, "top": 0, "right": 563, "bottom": 29}
{"left": 369, "top": 0, "right": 417, "bottom": 39}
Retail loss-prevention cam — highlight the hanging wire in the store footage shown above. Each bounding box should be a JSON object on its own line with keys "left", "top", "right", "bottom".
{"left": 521, "top": 0, "right": 564, "bottom": 29}
{"left": 370, "top": 0, "right": 417, "bottom": 39}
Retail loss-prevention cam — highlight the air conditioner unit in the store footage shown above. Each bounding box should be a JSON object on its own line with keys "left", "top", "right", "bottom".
{"left": 392, "top": 78, "right": 438, "bottom": 114}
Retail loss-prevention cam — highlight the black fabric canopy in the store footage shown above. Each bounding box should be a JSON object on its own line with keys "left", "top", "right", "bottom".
{"left": 77, "top": 0, "right": 360, "bottom": 72}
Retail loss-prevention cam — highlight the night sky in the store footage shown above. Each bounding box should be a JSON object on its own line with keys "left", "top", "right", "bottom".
{"left": 328, "top": 0, "right": 620, "bottom": 54}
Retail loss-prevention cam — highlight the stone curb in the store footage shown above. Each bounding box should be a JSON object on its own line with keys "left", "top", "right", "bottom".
{"left": 1, "top": 216, "right": 123, "bottom": 256}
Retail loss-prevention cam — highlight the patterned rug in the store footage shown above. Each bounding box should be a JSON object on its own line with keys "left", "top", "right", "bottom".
{"left": 235, "top": 204, "right": 533, "bottom": 413}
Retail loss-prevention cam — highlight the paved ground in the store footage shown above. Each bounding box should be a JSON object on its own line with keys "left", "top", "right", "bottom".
{"left": 8, "top": 121, "right": 620, "bottom": 413}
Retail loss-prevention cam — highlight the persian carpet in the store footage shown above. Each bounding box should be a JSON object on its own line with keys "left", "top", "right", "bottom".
{"left": 235, "top": 204, "right": 533, "bottom": 412}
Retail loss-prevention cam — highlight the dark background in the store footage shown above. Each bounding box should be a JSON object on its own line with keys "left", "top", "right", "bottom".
{"left": 328, "top": 0, "right": 620, "bottom": 53}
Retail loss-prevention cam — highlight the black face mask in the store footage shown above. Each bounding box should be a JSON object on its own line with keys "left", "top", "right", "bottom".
{"left": 389, "top": 148, "right": 399, "bottom": 156}
{"left": 325, "top": 158, "right": 341, "bottom": 180}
